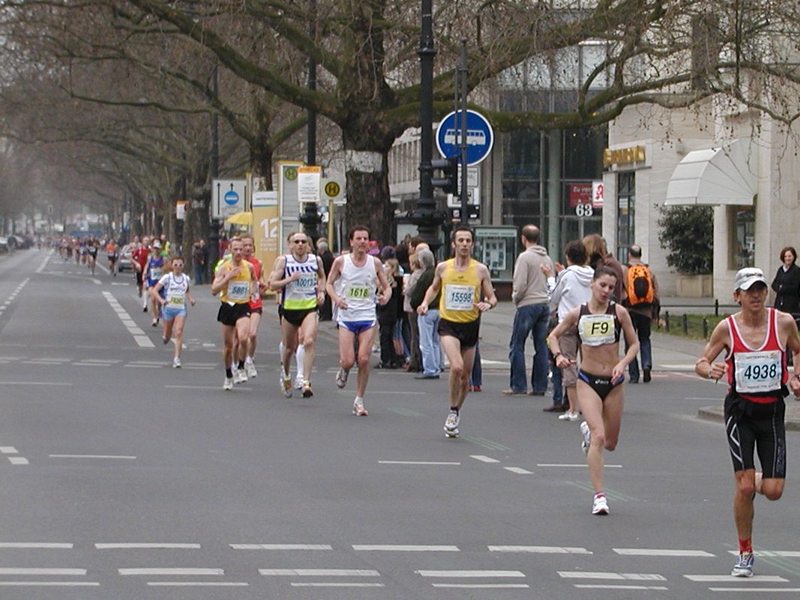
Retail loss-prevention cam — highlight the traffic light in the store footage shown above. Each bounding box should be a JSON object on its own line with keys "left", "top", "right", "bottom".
{"left": 431, "top": 156, "right": 459, "bottom": 195}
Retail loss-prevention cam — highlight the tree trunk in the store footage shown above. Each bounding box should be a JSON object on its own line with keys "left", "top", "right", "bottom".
{"left": 344, "top": 149, "right": 393, "bottom": 246}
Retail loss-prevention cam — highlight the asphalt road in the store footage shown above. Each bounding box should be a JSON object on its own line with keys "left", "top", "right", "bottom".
{"left": 0, "top": 248, "right": 799, "bottom": 599}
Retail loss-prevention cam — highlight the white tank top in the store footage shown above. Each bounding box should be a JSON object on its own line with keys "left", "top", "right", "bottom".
{"left": 159, "top": 273, "right": 190, "bottom": 308}
{"left": 337, "top": 254, "right": 378, "bottom": 323}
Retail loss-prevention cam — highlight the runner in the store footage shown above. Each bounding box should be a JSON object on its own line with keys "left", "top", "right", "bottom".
{"left": 325, "top": 226, "right": 391, "bottom": 415}
{"left": 695, "top": 267, "right": 800, "bottom": 577}
{"left": 132, "top": 236, "right": 150, "bottom": 306}
{"left": 211, "top": 238, "right": 254, "bottom": 390}
{"left": 268, "top": 231, "right": 327, "bottom": 398}
{"left": 417, "top": 225, "right": 497, "bottom": 438}
{"left": 106, "top": 239, "right": 119, "bottom": 276}
{"left": 86, "top": 238, "right": 99, "bottom": 275}
{"left": 143, "top": 240, "right": 166, "bottom": 327}
{"left": 547, "top": 266, "right": 638, "bottom": 515}
{"left": 241, "top": 235, "right": 266, "bottom": 379}
{"left": 150, "top": 256, "right": 195, "bottom": 367}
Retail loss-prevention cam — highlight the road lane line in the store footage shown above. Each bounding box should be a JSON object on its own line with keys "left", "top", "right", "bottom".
{"left": 260, "top": 569, "right": 379, "bottom": 577}
{"left": 230, "top": 544, "right": 332, "bottom": 550}
{"left": 0, "top": 381, "right": 72, "bottom": 386}
{"left": 686, "top": 575, "right": 788, "bottom": 582}
{"left": 8, "top": 457, "right": 29, "bottom": 465}
{"left": 0, "top": 582, "right": 100, "bottom": 587}
{"left": 353, "top": 545, "right": 459, "bottom": 552}
{"left": 490, "top": 546, "right": 592, "bottom": 555}
{"left": 102, "top": 292, "right": 154, "bottom": 348}
{"left": 416, "top": 570, "right": 525, "bottom": 578}
{"left": 504, "top": 467, "right": 532, "bottom": 474}
{"left": 708, "top": 587, "right": 800, "bottom": 592}
{"left": 614, "top": 548, "right": 715, "bottom": 557}
{"left": 0, "top": 568, "right": 86, "bottom": 575}
{"left": 291, "top": 582, "right": 384, "bottom": 588}
{"left": 378, "top": 461, "right": 460, "bottom": 466}
{"left": 559, "top": 572, "right": 666, "bottom": 580}
{"left": 0, "top": 447, "right": 18, "bottom": 454}
{"left": 147, "top": 582, "right": 248, "bottom": 587}
{"left": 539, "top": 463, "right": 622, "bottom": 468}
{"left": 50, "top": 455, "right": 136, "bottom": 460}
{"left": 575, "top": 584, "right": 669, "bottom": 590}
{"left": 96, "top": 543, "right": 199, "bottom": 549}
{"left": 470, "top": 455, "right": 500, "bottom": 463}
{"left": 119, "top": 568, "right": 223, "bottom": 576}
{"left": 431, "top": 583, "right": 530, "bottom": 589}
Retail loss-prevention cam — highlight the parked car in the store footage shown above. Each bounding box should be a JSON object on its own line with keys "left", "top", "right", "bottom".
{"left": 0, "top": 236, "right": 8, "bottom": 253}
{"left": 117, "top": 244, "right": 135, "bottom": 272}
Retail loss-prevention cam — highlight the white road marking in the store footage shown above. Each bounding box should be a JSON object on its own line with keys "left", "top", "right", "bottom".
{"left": 559, "top": 572, "right": 666, "bottom": 580}
{"left": 291, "top": 582, "right": 385, "bottom": 588}
{"left": 353, "top": 545, "right": 459, "bottom": 552}
{"left": 431, "top": 583, "right": 530, "bottom": 589}
{"left": 0, "top": 568, "right": 86, "bottom": 575}
{"left": 50, "top": 455, "right": 136, "bottom": 460}
{"left": 0, "top": 447, "right": 18, "bottom": 454}
{"left": 260, "top": 569, "right": 379, "bottom": 577}
{"left": 504, "top": 467, "right": 533, "bottom": 474}
{"left": 378, "top": 461, "right": 460, "bottom": 466}
{"left": 0, "top": 543, "right": 73, "bottom": 549}
{"left": 490, "top": 546, "right": 592, "bottom": 555}
{"left": 231, "top": 544, "right": 332, "bottom": 550}
{"left": 727, "top": 550, "right": 800, "bottom": 558}
{"left": 0, "top": 381, "right": 72, "bottom": 386}
{"left": 0, "top": 582, "right": 100, "bottom": 587}
{"left": 102, "top": 292, "right": 154, "bottom": 348}
{"left": 538, "top": 463, "right": 622, "bottom": 468}
{"left": 685, "top": 575, "right": 788, "bottom": 582}
{"left": 470, "top": 455, "right": 500, "bottom": 463}
{"left": 36, "top": 254, "right": 51, "bottom": 273}
{"left": 575, "top": 584, "right": 669, "bottom": 590}
{"left": 8, "top": 457, "right": 29, "bottom": 465}
{"left": 147, "top": 582, "right": 248, "bottom": 587}
{"left": 614, "top": 548, "right": 715, "bottom": 557}
{"left": 119, "top": 568, "right": 223, "bottom": 576}
{"left": 708, "top": 588, "right": 800, "bottom": 593}
{"left": 416, "top": 570, "right": 525, "bottom": 578}
{"left": 96, "top": 543, "right": 199, "bottom": 549}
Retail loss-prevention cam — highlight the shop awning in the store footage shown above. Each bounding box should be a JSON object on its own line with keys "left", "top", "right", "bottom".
{"left": 664, "top": 139, "right": 757, "bottom": 206}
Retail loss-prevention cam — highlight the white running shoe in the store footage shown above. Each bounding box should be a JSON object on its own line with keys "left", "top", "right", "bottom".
{"left": 444, "top": 411, "right": 460, "bottom": 437}
{"left": 731, "top": 552, "right": 754, "bottom": 577}
{"left": 336, "top": 367, "right": 349, "bottom": 389}
{"left": 580, "top": 421, "right": 591, "bottom": 455}
{"left": 353, "top": 397, "right": 368, "bottom": 416}
{"left": 223, "top": 377, "right": 234, "bottom": 391}
{"left": 234, "top": 368, "right": 248, "bottom": 384}
{"left": 591, "top": 493, "right": 609, "bottom": 515}
{"left": 281, "top": 374, "right": 293, "bottom": 398}
{"left": 172, "top": 357, "right": 181, "bottom": 368}
{"left": 301, "top": 381, "right": 314, "bottom": 398}
{"left": 245, "top": 362, "right": 258, "bottom": 379}
{"left": 559, "top": 410, "right": 579, "bottom": 421}
{"left": 294, "top": 375, "right": 304, "bottom": 390}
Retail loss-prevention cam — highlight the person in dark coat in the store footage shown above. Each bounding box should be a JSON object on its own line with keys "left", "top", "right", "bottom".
{"left": 772, "top": 246, "right": 800, "bottom": 319}
{"left": 316, "top": 238, "right": 335, "bottom": 321}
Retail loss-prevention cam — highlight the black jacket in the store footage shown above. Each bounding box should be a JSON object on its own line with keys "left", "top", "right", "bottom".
{"left": 772, "top": 263, "right": 800, "bottom": 316}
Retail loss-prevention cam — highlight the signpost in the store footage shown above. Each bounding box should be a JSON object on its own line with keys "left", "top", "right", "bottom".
{"left": 212, "top": 179, "right": 247, "bottom": 219}
{"left": 435, "top": 109, "right": 494, "bottom": 166}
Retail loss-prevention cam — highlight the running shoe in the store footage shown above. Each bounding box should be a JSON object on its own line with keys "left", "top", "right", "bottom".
{"left": 353, "top": 397, "right": 368, "bottom": 416}
{"left": 162, "top": 336, "right": 169, "bottom": 345}
{"left": 302, "top": 381, "right": 314, "bottom": 398}
{"left": 336, "top": 367, "right": 349, "bottom": 389}
{"left": 731, "top": 552, "right": 754, "bottom": 577}
{"left": 245, "top": 362, "right": 258, "bottom": 379}
{"left": 294, "top": 375, "right": 304, "bottom": 390}
{"left": 172, "top": 357, "right": 181, "bottom": 368}
{"left": 281, "top": 374, "right": 293, "bottom": 398}
{"left": 580, "top": 421, "right": 591, "bottom": 455}
{"left": 559, "top": 410, "right": 580, "bottom": 422}
{"left": 444, "top": 411, "right": 460, "bottom": 437}
{"left": 223, "top": 377, "right": 234, "bottom": 391}
{"left": 234, "top": 368, "right": 248, "bottom": 385}
{"left": 592, "top": 493, "right": 609, "bottom": 515}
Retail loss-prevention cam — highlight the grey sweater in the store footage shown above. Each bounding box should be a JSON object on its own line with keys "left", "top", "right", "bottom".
{"left": 511, "top": 245, "right": 553, "bottom": 307}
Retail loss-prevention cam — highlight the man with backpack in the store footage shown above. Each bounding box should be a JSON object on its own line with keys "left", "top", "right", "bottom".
{"left": 624, "top": 244, "right": 659, "bottom": 383}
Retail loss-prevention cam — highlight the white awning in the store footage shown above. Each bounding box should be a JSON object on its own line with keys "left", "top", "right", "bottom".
{"left": 664, "top": 139, "right": 757, "bottom": 206}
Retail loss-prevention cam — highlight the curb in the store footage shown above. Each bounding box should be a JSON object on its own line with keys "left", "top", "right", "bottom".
{"left": 698, "top": 405, "right": 800, "bottom": 432}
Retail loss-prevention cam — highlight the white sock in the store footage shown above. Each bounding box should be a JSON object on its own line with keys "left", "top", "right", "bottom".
{"left": 295, "top": 346, "right": 304, "bottom": 376}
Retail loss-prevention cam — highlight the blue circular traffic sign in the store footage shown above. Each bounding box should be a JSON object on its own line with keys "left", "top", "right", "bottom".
{"left": 436, "top": 110, "right": 494, "bottom": 166}
{"left": 224, "top": 190, "right": 239, "bottom": 206}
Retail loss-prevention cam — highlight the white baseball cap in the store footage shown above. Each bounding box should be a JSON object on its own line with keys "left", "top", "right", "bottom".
{"left": 734, "top": 267, "right": 767, "bottom": 291}
{"left": 152, "top": 240, "right": 161, "bottom": 248}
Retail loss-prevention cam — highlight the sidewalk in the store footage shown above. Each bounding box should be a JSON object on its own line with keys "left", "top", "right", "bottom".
{"left": 479, "top": 300, "right": 800, "bottom": 430}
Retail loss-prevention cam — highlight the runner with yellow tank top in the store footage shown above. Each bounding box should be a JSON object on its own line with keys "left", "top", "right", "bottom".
{"left": 418, "top": 225, "right": 497, "bottom": 438}
{"left": 268, "top": 231, "right": 327, "bottom": 399}
{"left": 211, "top": 238, "right": 254, "bottom": 390}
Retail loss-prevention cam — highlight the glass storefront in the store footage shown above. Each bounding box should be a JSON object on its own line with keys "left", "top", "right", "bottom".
{"left": 616, "top": 171, "right": 635, "bottom": 262}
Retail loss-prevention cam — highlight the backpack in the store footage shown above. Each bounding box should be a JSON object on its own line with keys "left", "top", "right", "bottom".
{"left": 626, "top": 263, "right": 654, "bottom": 305}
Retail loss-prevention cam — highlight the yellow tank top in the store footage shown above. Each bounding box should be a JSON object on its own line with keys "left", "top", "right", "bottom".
{"left": 219, "top": 260, "right": 253, "bottom": 304}
{"left": 438, "top": 259, "right": 481, "bottom": 323}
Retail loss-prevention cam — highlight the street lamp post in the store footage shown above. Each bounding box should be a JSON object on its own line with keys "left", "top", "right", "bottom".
{"left": 298, "top": 0, "right": 322, "bottom": 244}
{"left": 207, "top": 64, "right": 221, "bottom": 274}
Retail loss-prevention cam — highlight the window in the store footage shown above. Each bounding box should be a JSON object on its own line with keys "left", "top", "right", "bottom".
{"left": 729, "top": 206, "right": 755, "bottom": 270}
{"left": 616, "top": 172, "right": 635, "bottom": 261}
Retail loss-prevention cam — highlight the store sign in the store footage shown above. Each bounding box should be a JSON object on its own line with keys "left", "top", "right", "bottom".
{"left": 568, "top": 183, "right": 592, "bottom": 208}
{"left": 592, "top": 180, "right": 604, "bottom": 208}
{"left": 603, "top": 145, "right": 646, "bottom": 168}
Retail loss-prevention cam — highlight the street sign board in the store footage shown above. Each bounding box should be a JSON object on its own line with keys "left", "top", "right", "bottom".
{"left": 212, "top": 179, "right": 247, "bottom": 219}
{"left": 436, "top": 110, "right": 494, "bottom": 166}
{"left": 298, "top": 166, "right": 322, "bottom": 204}
{"left": 321, "top": 178, "right": 345, "bottom": 204}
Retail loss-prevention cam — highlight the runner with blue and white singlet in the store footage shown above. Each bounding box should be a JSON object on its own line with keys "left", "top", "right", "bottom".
{"left": 150, "top": 256, "right": 195, "bottom": 368}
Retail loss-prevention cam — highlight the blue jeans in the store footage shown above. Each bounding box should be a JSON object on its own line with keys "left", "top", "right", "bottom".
{"left": 193, "top": 264, "right": 205, "bottom": 285}
{"left": 508, "top": 303, "right": 550, "bottom": 393}
{"left": 627, "top": 310, "right": 653, "bottom": 381}
{"left": 418, "top": 309, "right": 441, "bottom": 376}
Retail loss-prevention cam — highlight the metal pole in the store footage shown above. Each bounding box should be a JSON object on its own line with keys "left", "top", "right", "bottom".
{"left": 458, "top": 40, "right": 468, "bottom": 224}
{"left": 301, "top": 0, "right": 321, "bottom": 243}
{"left": 208, "top": 63, "right": 221, "bottom": 274}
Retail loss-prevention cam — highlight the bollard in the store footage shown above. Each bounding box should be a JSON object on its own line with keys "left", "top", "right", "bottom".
{"left": 714, "top": 299, "right": 719, "bottom": 317}
{"left": 703, "top": 318, "right": 708, "bottom": 339}
{"left": 665, "top": 311, "right": 670, "bottom": 332}
{"left": 682, "top": 313, "right": 688, "bottom": 335}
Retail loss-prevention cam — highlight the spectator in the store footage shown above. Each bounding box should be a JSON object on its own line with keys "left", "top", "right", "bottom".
{"left": 583, "top": 234, "right": 625, "bottom": 303}
{"left": 771, "top": 246, "right": 800, "bottom": 322}
{"left": 376, "top": 250, "right": 405, "bottom": 368}
{"left": 192, "top": 240, "right": 207, "bottom": 285}
{"left": 409, "top": 248, "right": 441, "bottom": 379}
{"left": 316, "top": 237, "right": 335, "bottom": 320}
{"left": 624, "top": 244, "right": 659, "bottom": 383}
{"left": 504, "top": 225, "right": 554, "bottom": 396}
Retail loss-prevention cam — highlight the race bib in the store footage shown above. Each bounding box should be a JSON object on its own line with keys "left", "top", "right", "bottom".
{"left": 168, "top": 294, "right": 185, "bottom": 306}
{"left": 228, "top": 282, "right": 250, "bottom": 301}
{"left": 444, "top": 284, "right": 475, "bottom": 311}
{"left": 150, "top": 268, "right": 162, "bottom": 279}
{"left": 346, "top": 284, "right": 371, "bottom": 300}
{"left": 293, "top": 274, "right": 317, "bottom": 293}
{"left": 735, "top": 350, "right": 782, "bottom": 393}
{"left": 579, "top": 314, "right": 616, "bottom": 346}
